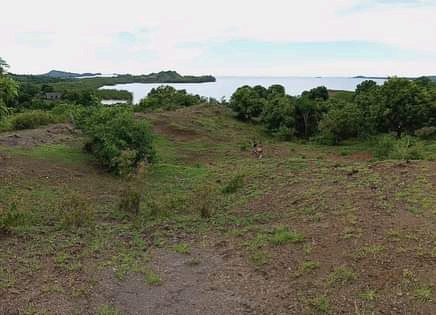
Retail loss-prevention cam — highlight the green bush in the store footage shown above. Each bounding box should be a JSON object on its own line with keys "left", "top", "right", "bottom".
{"left": 77, "top": 106, "right": 155, "bottom": 175}
{"left": 10, "top": 110, "right": 60, "bottom": 130}
{"left": 374, "top": 135, "right": 424, "bottom": 160}
{"left": 138, "top": 85, "right": 201, "bottom": 111}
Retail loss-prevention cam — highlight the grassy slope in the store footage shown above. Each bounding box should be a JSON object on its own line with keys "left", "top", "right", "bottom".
{"left": 1, "top": 104, "right": 436, "bottom": 314}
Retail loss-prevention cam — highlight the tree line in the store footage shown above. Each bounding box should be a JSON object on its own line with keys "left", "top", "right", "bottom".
{"left": 228, "top": 77, "right": 436, "bottom": 144}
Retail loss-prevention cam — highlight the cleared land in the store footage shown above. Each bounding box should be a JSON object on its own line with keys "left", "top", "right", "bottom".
{"left": 1, "top": 104, "right": 436, "bottom": 314}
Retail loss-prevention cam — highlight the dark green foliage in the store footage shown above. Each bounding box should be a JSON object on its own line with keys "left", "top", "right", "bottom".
{"left": 381, "top": 77, "right": 432, "bottom": 137}
{"left": 229, "top": 85, "right": 266, "bottom": 121}
{"left": 317, "top": 99, "right": 364, "bottom": 144}
{"left": 302, "top": 86, "right": 329, "bottom": 101}
{"left": 96, "top": 89, "right": 133, "bottom": 103}
{"left": 62, "top": 89, "right": 100, "bottom": 106}
{"left": 295, "top": 96, "right": 325, "bottom": 138}
{"left": 10, "top": 110, "right": 59, "bottom": 130}
{"left": 138, "top": 85, "right": 202, "bottom": 111}
{"left": 261, "top": 95, "right": 296, "bottom": 139}
{"left": 76, "top": 106, "right": 155, "bottom": 175}
{"left": 229, "top": 84, "right": 288, "bottom": 122}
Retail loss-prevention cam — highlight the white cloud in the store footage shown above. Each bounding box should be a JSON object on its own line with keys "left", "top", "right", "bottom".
{"left": 2, "top": 0, "right": 436, "bottom": 75}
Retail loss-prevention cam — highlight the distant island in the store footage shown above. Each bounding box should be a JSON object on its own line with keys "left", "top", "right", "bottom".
{"left": 352, "top": 75, "right": 388, "bottom": 80}
{"left": 16, "top": 70, "right": 217, "bottom": 86}
{"left": 43, "top": 70, "right": 102, "bottom": 78}
{"left": 353, "top": 75, "right": 436, "bottom": 81}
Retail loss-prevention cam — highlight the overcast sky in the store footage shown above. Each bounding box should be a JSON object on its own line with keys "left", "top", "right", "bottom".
{"left": 2, "top": 0, "right": 436, "bottom": 76}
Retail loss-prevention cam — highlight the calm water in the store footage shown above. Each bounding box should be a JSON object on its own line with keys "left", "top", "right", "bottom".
{"left": 100, "top": 76, "right": 386, "bottom": 104}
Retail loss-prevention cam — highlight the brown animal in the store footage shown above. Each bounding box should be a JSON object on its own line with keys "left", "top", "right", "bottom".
{"left": 252, "top": 142, "right": 263, "bottom": 159}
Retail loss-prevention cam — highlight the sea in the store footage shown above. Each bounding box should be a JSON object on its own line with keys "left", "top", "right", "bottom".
{"left": 99, "top": 76, "right": 386, "bottom": 104}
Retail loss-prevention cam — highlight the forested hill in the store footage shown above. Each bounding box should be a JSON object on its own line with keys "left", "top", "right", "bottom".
{"left": 11, "top": 70, "right": 216, "bottom": 89}
{"left": 43, "top": 70, "right": 102, "bottom": 78}
{"left": 353, "top": 75, "right": 436, "bottom": 81}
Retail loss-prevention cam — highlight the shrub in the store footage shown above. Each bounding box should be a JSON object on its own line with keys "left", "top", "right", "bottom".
{"left": 0, "top": 103, "right": 9, "bottom": 121}
{"left": 138, "top": 86, "right": 201, "bottom": 111}
{"left": 10, "top": 110, "right": 60, "bottom": 130}
{"left": 374, "top": 135, "right": 424, "bottom": 160}
{"left": 77, "top": 106, "right": 155, "bottom": 175}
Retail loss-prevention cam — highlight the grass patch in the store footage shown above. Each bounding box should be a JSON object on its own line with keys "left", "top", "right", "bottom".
{"left": 145, "top": 269, "right": 161, "bottom": 286}
{"left": 415, "top": 286, "right": 433, "bottom": 303}
{"left": 6, "top": 144, "right": 90, "bottom": 165}
{"left": 327, "top": 266, "right": 356, "bottom": 288}
{"left": 249, "top": 250, "right": 270, "bottom": 267}
{"left": 359, "top": 289, "right": 377, "bottom": 301}
{"left": 270, "top": 226, "right": 305, "bottom": 245}
{"left": 97, "top": 304, "right": 122, "bottom": 315}
{"left": 299, "top": 260, "right": 320, "bottom": 272}
{"left": 174, "top": 243, "right": 191, "bottom": 255}
{"left": 353, "top": 244, "right": 385, "bottom": 260}
{"left": 310, "top": 295, "right": 330, "bottom": 313}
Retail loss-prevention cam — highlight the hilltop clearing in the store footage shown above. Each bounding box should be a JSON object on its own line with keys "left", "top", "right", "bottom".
{"left": 1, "top": 104, "right": 436, "bottom": 314}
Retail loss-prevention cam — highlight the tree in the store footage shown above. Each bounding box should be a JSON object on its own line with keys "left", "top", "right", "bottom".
{"left": 302, "top": 86, "right": 329, "bottom": 101}
{"left": 353, "top": 80, "right": 384, "bottom": 136}
{"left": 295, "top": 96, "right": 325, "bottom": 138}
{"left": 381, "top": 77, "right": 432, "bottom": 137}
{"left": 318, "top": 99, "right": 364, "bottom": 144}
{"left": 138, "top": 85, "right": 201, "bottom": 110}
{"left": 229, "top": 86, "right": 266, "bottom": 121}
{"left": 267, "top": 84, "right": 286, "bottom": 99}
{"left": 0, "top": 57, "right": 9, "bottom": 75}
{"left": 261, "top": 95, "right": 296, "bottom": 138}
{"left": 0, "top": 58, "right": 18, "bottom": 119}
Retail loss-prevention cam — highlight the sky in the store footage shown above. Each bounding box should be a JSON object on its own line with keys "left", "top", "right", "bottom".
{"left": 2, "top": 0, "right": 436, "bottom": 76}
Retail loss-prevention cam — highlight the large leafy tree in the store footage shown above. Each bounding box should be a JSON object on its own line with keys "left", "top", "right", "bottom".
{"left": 302, "top": 86, "right": 329, "bottom": 101}
{"left": 0, "top": 58, "right": 18, "bottom": 119}
{"left": 381, "top": 77, "right": 432, "bottom": 137}
{"left": 261, "top": 95, "right": 296, "bottom": 138}
{"left": 295, "top": 96, "right": 325, "bottom": 138}
{"left": 229, "top": 85, "right": 266, "bottom": 121}
{"left": 318, "top": 99, "right": 364, "bottom": 144}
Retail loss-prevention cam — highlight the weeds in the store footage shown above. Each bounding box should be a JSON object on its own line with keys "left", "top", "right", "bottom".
{"left": 59, "top": 192, "right": 95, "bottom": 229}
{"left": 327, "top": 266, "right": 356, "bottom": 288}
{"left": 119, "top": 187, "right": 141, "bottom": 215}
{"left": 310, "top": 295, "right": 330, "bottom": 313}
{"left": 174, "top": 243, "right": 191, "bottom": 254}
{"left": 97, "top": 304, "right": 122, "bottom": 315}
{"left": 145, "top": 269, "right": 161, "bottom": 286}
{"left": 221, "top": 174, "right": 244, "bottom": 194}
{"left": 359, "top": 289, "right": 377, "bottom": 301}
{"left": 415, "top": 286, "right": 433, "bottom": 303}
